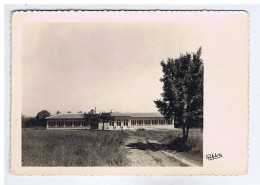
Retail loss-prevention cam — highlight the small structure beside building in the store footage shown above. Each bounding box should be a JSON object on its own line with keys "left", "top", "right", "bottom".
{"left": 46, "top": 111, "right": 174, "bottom": 130}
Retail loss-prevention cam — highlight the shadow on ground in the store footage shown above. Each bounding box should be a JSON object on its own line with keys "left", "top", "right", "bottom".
{"left": 126, "top": 138, "right": 191, "bottom": 152}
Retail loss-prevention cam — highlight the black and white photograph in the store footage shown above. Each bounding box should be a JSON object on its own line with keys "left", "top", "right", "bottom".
{"left": 10, "top": 10, "right": 248, "bottom": 175}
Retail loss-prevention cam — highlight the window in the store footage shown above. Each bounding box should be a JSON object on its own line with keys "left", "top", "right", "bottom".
{"left": 110, "top": 121, "right": 114, "bottom": 126}
{"left": 159, "top": 120, "right": 164, "bottom": 124}
{"left": 48, "top": 121, "right": 55, "bottom": 127}
{"left": 82, "top": 121, "right": 87, "bottom": 126}
{"left": 166, "top": 119, "right": 172, "bottom": 124}
{"left": 74, "top": 121, "right": 81, "bottom": 127}
{"left": 123, "top": 119, "right": 128, "bottom": 126}
{"left": 117, "top": 119, "right": 121, "bottom": 126}
{"left": 132, "top": 120, "right": 136, "bottom": 125}
{"left": 137, "top": 120, "right": 143, "bottom": 125}
{"left": 57, "top": 121, "right": 64, "bottom": 127}
{"left": 144, "top": 120, "right": 150, "bottom": 125}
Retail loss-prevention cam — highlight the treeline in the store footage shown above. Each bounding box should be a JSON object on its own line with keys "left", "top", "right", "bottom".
{"left": 21, "top": 109, "right": 114, "bottom": 129}
{"left": 22, "top": 116, "right": 38, "bottom": 128}
{"left": 22, "top": 110, "right": 51, "bottom": 128}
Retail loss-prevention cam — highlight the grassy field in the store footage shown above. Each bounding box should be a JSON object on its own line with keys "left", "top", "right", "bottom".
{"left": 22, "top": 128, "right": 130, "bottom": 166}
{"left": 22, "top": 127, "right": 202, "bottom": 166}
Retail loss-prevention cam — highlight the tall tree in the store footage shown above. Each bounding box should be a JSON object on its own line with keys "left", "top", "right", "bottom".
{"left": 154, "top": 47, "right": 203, "bottom": 141}
{"left": 36, "top": 110, "right": 51, "bottom": 127}
{"left": 56, "top": 111, "right": 61, "bottom": 115}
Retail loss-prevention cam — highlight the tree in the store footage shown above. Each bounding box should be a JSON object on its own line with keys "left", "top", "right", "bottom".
{"left": 67, "top": 111, "right": 71, "bottom": 113}
{"left": 36, "top": 110, "right": 51, "bottom": 127}
{"left": 83, "top": 111, "right": 99, "bottom": 129}
{"left": 154, "top": 47, "right": 203, "bottom": 141}
{"left": 99, "top": 112, "right": 115, "bottom": 130}
{"left": 83, "top": 111, "right": 114, "bottom": 130}
{"left": 21, "top": 114, "right": 25, "bottom": 127}
{"left": 56, "top": 111, "right": 61, "bottom": 115}
{"left": 88, "top": 109, "right": 95, "bottom": 114}
{"left": 78, "top": 111, "right": 82, "bottom": 113}
{"left": 24, "top": 117, "right": 37, "bottom": 127}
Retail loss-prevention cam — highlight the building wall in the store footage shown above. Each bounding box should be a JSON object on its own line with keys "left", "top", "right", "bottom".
{"left": 46, "top": 116, "right": 174, "bottom": 130}
{"left": 46, "top": 119, "right": 89, "bottom": 129}
{"left": 130, "top": 117, "right": 174, "bottom": 127}
{"left": 107, "top": 116, "right": 131, "bottom": 130}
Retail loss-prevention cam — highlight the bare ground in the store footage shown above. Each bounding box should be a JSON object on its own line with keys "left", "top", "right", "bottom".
{"left": 124, "top": 131, "right": 202, "bottom": 167}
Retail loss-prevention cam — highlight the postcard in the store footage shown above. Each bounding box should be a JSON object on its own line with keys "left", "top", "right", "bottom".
{"left": 10, "top": 10, "right": 248, "bottom": 175}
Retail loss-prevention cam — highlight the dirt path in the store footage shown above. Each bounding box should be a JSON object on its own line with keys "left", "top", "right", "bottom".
{"left": 124, "top": 133, "right": 199, "bottom": 167}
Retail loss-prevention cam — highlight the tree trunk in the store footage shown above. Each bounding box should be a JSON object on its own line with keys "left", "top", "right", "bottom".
{"left": 182, "top": 92, "right": 188, "bottom": 142}
{"left": 185, "top": 126, "right": 189, "bottom": 141}
{"left": 182, "top": 125, "right": 186, "bottom": 140}
{"left": 102, "top": 122, "right": 104, "bottom": 130}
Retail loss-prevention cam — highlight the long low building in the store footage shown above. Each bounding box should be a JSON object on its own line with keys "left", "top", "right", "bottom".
{"left": 46, "top": 113, "right": 88, "bottom": 129}
{"left": 46, "top": 112, "right": 174, "bottom": 130}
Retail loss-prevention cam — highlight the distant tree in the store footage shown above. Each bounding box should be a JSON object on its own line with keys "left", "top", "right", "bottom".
{"left": 67, "top": 111, "right": 71, "bottom": 113}
{"left": 78, "top": 111, "right": 82, "bottom": 113}
{"left": 99, "top": 112, "right": 115, "bottom": 130}
{"left": 88, "top": 109, "right": 95, "bottom": 114}
{"left": 83, "top": 112, "right": 99, "bottom": 129}
{"left": 154, "top": 47, "right": 203, "bottom": 141}
{"left": 36, "top": 110, "right": 51, "bottom": 127}
{"left": 21, "top": 114, "right": 27, "bottom": 127}
{"left": 21, "top": 114, "right": 25, "bottom": 127}
{"left": 56, "top": 111, "right": 61, "bottom": 115}
{"left": 24, "top": 117, "right": 37, "bottom": 127}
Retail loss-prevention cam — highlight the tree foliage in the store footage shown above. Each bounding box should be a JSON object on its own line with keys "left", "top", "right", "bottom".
{"left": 83, "top": 111, "right": 114, "bottom": 130}
{"left": 36, "top": 110, "right": 51, "bottom": 127}
{"left": 154, "top": 47, "right": 203, "bottom": 140}
{"left": 99, "top": 112, "right": 115, "bottom": 130}
{"left": 21, "top": 114, "right": 37, "bottom": 128}
{"left": 83, "top": 111, "right": 99, "bottom": 129}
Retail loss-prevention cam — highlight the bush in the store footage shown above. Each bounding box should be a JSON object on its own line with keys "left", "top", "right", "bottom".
{"left": 22, "top": 117, "right": 38, "bottom": 128}
{"left": 161, "top": 128, "right": 203, "bottom": 155}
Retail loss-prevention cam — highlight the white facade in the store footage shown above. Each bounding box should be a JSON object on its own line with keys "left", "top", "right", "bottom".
{"left": 46, "top": 112, "right": 174, "bottom": 130}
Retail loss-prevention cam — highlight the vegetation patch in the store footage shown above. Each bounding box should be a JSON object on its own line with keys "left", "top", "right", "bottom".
{"left": 22, "top": 128, "right": 129, "bottom": 166}
{"left": 131, "top": 128, "right": 203, "bottom": 157}
{"left": 161, "top": 129, "right": 203, "bottom": 160}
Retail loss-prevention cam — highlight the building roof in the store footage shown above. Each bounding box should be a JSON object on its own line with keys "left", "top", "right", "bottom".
{"left": 127, "top": 112, "right": 164, "bottom": 118}
{"left": 111, "top": 112, "right": 131, "bottom": 117}
{"left": 46, "top": 113, "right": 84, "bottom": 120}
{"left": 45, "top": 112, "right": 164, "bottom": 120}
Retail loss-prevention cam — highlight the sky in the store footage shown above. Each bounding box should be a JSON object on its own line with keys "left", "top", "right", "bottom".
{"left": 21, "top": 12, "right": 248, "bottom": 116}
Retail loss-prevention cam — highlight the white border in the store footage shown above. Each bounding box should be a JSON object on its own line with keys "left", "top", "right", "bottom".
{"left": 4, "top": 4, "right": 260, "bottom": 185}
